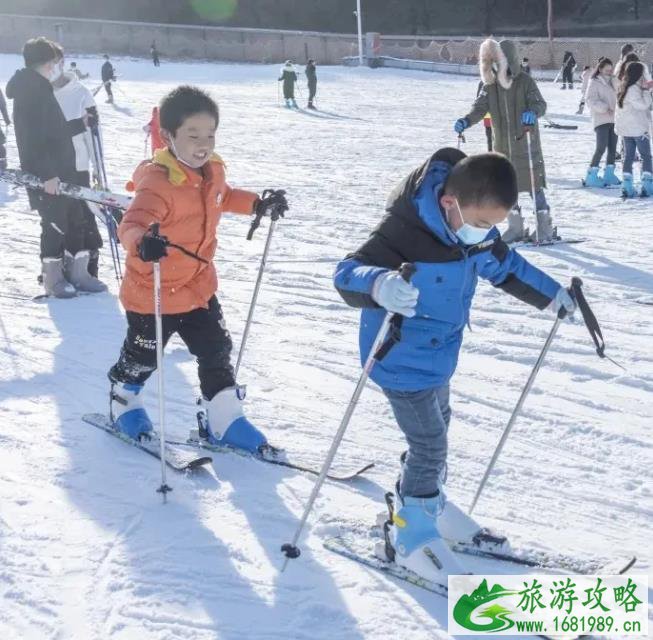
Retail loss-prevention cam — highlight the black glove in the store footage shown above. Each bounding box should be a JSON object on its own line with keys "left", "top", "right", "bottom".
{"left": 254, "top": 189, "right": 288, "bottom": 219}
{"left": 138, "top": 230, "right": 168, "bottom": 262}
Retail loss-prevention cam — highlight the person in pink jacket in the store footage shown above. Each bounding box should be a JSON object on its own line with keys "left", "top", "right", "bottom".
{"left": 583, "top": 58, "right": 621, "bottom": 188}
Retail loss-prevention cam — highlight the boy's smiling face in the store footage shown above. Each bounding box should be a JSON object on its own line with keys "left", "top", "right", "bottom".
{"left": 162, "top": 112, "right": 217, "bottom": 169}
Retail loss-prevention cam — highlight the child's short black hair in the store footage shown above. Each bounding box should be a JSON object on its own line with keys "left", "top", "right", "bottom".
{"left": 159, "top": 85, "right": 219, "bottom": 135}
{"left": 444, "top": 153, "right": 518, "bottom": 210}
{"left": 23, "top": 37, "right": 57, "bottom": 68}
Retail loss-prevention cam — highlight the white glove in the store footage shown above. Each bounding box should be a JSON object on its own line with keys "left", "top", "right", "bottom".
{"left": 371, "top": 271, "right": 419, "bottom": 317}
{"left": 550, "top": 287, "right": 576, "bottom": 317}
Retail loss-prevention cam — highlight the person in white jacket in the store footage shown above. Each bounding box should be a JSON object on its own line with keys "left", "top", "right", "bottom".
{"left": 51, "top": 45, "right": 106, "bottom": 291}
{"left": 583, "top": 58, "right": 621, "bottom": 188}
{"left": 614, "top": 61, "right": 653, "bottom": 198}
{"left": 576, "top": 65, "right": 592, "bottom": 114}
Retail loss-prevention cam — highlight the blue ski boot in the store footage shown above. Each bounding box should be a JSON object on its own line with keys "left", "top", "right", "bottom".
{"left": 641, "top": 172, "right": 653, "bottom": 197}
{"left": 583, "top": 166, "right": 604, "bottom": 187}
{"left": 202, "top": 386, "right": 267, "bottom": 453}
{"left": 622, "top": 173, "right": 636, "bottom": 198}
{"left": 602, "top": 164, "right": 621, "bottom": 186}
{"left": 385, "top": 489, "right": 465, "bottom": 583}
{"left": 110, "top": 381, "right": 154, "bottom": 440}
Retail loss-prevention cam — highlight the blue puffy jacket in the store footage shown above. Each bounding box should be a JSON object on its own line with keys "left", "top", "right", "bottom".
{"left": 334, "top": 148, "right": 561, "bottom": 391}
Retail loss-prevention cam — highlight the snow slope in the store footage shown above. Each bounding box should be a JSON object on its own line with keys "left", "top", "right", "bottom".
{"left": 0, "top": 54, "right": 651, "bottom": 640}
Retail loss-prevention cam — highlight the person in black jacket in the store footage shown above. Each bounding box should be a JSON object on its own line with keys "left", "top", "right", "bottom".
{"left": 561, "top": 51, "right": 576, "bottom": 89}
{"left": 305, "top": 59, "right": 317, "bottom": 109}
{"left": 0, "top": 87, "right": 10, "bottom": 170}
{"left": 6, "top": 37, "right": 80, "bottom": 297}
{"left": 101, "top": 54, "right": 116, "bottom": 103}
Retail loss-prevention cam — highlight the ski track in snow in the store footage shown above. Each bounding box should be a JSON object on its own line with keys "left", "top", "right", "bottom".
{"left": 0, "top": 54, "right": 651, "bottom": 639}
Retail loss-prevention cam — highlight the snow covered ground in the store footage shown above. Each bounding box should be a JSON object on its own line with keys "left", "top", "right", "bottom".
{"left": 0, "top": 53, "right": 651, "bottom": 640}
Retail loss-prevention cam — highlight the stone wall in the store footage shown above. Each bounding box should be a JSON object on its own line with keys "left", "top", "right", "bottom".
{"left": 0, "top": 13, "right": 359, "bottom": 64}
{"left": 378, "top": 35, "right": 653, "bottom": 70}
{"left": 1, "top": 13, "right": 651, "bottom": 70}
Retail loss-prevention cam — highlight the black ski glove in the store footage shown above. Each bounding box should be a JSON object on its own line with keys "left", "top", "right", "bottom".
{"left": 138, "top": 229, "right": 168, "bottom": 262}
{"left": 254, "top": 189, "right": 288, "bottom": 219}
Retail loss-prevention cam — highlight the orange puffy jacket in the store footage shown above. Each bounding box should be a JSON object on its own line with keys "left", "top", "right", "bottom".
{"left": 119, "top": 148, "right": 257, "bottom": 315}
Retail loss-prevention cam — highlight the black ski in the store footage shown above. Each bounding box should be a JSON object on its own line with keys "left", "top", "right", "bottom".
{"left": 511, "top": 238, "right": 587, "bottom": 248}
{"left": 166, "top": 436, "right": 375, "bottom": 482}
{"left": 83, "top": 413, "right": 212, "bottom": 472}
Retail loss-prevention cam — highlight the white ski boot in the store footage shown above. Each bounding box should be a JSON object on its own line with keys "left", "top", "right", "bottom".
{"left": 501, "top": 209, "right": 530, "bottom": 244}
{"left": 41, "top": 257, "right": 76, "bottom": 298}
{"left": 64, "top": 250, "right": 108, "bottom": 293}
{"left": 377, "top": 489, "right": 466, "bottom": 584}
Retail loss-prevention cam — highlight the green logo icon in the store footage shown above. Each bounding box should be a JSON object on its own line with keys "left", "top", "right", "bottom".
{"left": 453, "top": 579, "right": 519, "bottom": 632}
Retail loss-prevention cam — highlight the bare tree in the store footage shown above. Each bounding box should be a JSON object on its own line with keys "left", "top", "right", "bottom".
{"left": 547, "top": 0, "right": 554, "bottom": 65}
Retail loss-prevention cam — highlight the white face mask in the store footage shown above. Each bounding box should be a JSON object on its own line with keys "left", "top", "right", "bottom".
{"left": 448, "top": 198, "right": 490, "bottom": 245}
{"left": 168, "top": 138, "right": 195, "bottom": 169}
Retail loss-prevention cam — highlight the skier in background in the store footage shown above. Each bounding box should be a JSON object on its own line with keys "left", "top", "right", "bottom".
{"left": 615, "top": 61, "right": 653, "bottom": 198}
{"left": 0, "top": 87, "right": 10, "bottom": 170}
{"left": 455, "top": 39, "right": 554, "bottom": 244}
{"left": 278, "top": 60, "right": 298, "bottom": 108}
{"left": 613, "top": 43, "right": 634, "bottom": 79}
{"left": 51, "top": 43, "right": 106, "bottom": 291}
{"left": 151, "top": 42, "right": 160, "bottom": 67}
{"left": 6, "top": 37, "right": 79, "bottom": 298}
{"left": 582, "top": 58, "right": 621, "bottom": 189}
{"left": 142, "top": 106, "right": 165, "bottom": 156}
{"left": 68, "top": 61, "right": 89, "bottom": 80}
{"left": 305, "top": 59, "right": 317, "bottom": 109}
{"left": 521, "top": 57, "right": 531, "bottom": 75}
{"left": 334, "top": 148, "right": 576, "bottom": 585}
{"left": 476, "top": 80, "right": 493, "bottom": 151}
{"left": 577, "top": 65, "right": 591, "bottom": 114}
{"left": 101, "top": 54, "right": 116, "bottom": 104}
{"left": 561, "top": 51, "right": 576, "bottom": 89}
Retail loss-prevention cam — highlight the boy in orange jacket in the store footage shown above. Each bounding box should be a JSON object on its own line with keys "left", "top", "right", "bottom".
{"left": 108, "top": 85, "right": 288, "bottom": 452}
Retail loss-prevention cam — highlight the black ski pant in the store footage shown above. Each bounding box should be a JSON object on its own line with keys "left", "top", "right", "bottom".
{"left": 108, "top": 295, "right": 236, "bottom": 401}
{"left": 591, "top": 123, "right": 618, "bottom": 167}
{"left": 36, "top": 193, "right": 87, "bottom": 260}
{"left": 562, "top": 67, "right": 574, "bottom": 87}
{"left": 484, "top": 125, "right": 493, "bottom": 152}
{"left": 104, "top": 81, "right": 113, "bottom": 102}
{"left": 308, "top": 80, "right": 317, "bottom": 103}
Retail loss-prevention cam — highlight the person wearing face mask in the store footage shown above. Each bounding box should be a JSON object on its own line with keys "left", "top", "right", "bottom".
{"left": 334, "top": 148, "right": 576, "bottom": 585}
{"left": 6, "top": 37, "right": 80, "bottom": 298}
{"left": 583, "top": 58, "right": 621, "bottom": 188}
{"left": 614, "top": 61, "right": 653, "bottom": 197}
{"left": 108, "top": 85, "right": 289, "bottom": 453}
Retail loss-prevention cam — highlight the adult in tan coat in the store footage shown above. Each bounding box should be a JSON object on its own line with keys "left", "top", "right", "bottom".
{"left": 455, "top": 39, "right": 555, "bottom": 243}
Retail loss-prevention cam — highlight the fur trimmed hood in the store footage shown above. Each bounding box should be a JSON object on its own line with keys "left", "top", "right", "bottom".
{"left": 479, "top": 39, "right": 521, "bottom": 89}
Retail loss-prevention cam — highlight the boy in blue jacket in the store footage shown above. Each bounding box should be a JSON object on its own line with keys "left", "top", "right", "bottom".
{"left": 334, "top": 148, "right": 575, "bottom": 583}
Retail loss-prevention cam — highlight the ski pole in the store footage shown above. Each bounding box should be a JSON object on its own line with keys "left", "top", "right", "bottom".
{"left": 468, "top": 280, "right": 577, "bottom": 515}
{"left": 281, "top": 262, "right": 416, "bottom": 571}
{"left": 235, "top": 192, "right": 286, "bottom": 378}
{"left": 525, "top": 128, "right": 539, "bottom": 244}
{"left": 457, "top": 132, "right": 466, "bottom": 150}
{"left": 144, "top": 132, "right": 150, "bottom": 159}
{"left": 151, "top": 223, "right": 172, "bottom": 503}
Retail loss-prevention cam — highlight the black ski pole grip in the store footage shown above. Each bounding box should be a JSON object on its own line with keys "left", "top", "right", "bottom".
{"left": 398, "top": 262, "right": 416, "bottom": 283}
